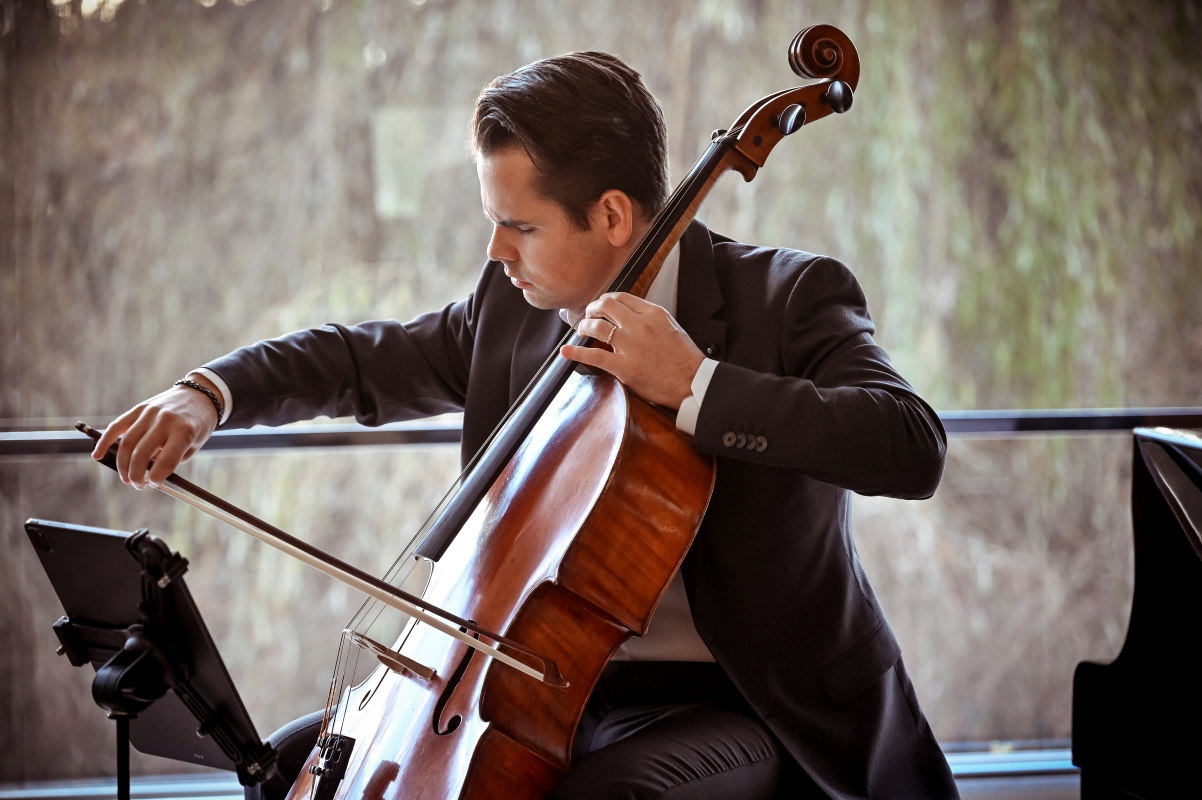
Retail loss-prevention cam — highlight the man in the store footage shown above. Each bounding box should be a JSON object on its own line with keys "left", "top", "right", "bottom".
{"left": 95, "top": 52, "right": 958, "bottom": 799}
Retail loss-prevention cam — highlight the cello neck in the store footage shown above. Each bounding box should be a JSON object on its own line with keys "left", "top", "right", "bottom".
{"left": 413, "top": 136, "right": 744, "bottom": 563}
{"left": 606, "top": 135, "right": 751, "bottom": 300}
{"left": 414, "top": 23, "right": 863, "bottom": 560}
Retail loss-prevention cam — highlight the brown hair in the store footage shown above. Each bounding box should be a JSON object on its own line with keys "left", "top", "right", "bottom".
{"left": 471, "top": 51, "right": 669, "bottom": 231}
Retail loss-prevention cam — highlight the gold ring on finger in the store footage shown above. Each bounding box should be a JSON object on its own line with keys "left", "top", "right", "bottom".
{"left": 604, "top": 321, "right": 618, "bottom": 345}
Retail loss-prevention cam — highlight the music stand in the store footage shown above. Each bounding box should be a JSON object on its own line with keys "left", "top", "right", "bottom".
{"left": 24, "top": 518, "right": 278, "bottom": 800}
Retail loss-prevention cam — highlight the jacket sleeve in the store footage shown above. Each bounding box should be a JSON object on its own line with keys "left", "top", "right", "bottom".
{"left": 201, "top": 262, "right": 497, "bottom": 429}
{"left": 692, "top": 256, "right": 946, "bottom": 499}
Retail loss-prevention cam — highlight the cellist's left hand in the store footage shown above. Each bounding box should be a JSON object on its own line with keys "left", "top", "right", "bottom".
{"left": 561, "top": 293, "right": 705, "bottom": 411}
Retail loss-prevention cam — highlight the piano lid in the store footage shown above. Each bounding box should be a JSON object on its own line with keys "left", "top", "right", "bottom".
{"left": 1134, "top": 427, "right": 1202, "bottom": 562}
{"left": 1072, "top": 426, "right": 1202, "bottom": 796}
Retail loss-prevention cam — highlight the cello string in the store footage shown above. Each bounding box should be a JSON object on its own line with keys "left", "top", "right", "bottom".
{"left": 345, "top": 140, "right": 716, "bottom": 618}
{"left": 326, "top": 141, "right": 725, "bottom": 700}
{"left": 333, "top": 144, "right": 722, "bottom": 664}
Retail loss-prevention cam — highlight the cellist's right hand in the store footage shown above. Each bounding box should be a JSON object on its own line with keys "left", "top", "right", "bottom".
{"left": 92, "top": 372, "right": 220, "bottom": 490}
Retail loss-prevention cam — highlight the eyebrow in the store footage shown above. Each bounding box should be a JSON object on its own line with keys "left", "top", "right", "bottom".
{"left": 483, "top": 210, "right": 533, "bottom": 228}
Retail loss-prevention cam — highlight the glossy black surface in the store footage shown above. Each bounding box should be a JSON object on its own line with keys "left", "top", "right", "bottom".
{"left": 1072, "top": 428, "right": 1202, "bottom": 798}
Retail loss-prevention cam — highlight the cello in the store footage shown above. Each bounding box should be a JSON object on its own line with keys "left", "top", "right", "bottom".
{"left": 81, "top": 24, "right": 860, "bottom": 800}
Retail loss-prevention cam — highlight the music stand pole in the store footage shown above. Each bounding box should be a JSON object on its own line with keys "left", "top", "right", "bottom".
{"left": 116, "top": 716, "right": 131, "bottom": 800}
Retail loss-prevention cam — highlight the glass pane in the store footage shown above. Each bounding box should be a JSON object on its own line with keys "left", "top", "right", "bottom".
{"left": 0, "top": 445, "right": 460, "bottom": 780}
{"left": 854, "top": 434, "right": 1134, "bottom": 743}
{"left": 2, "top": 433, "right": 1138, "bottom": 777}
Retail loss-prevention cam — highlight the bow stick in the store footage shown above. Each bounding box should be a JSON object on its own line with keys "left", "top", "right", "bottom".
{"left": 76, "top": 422, "right": 568, "bottom": 689}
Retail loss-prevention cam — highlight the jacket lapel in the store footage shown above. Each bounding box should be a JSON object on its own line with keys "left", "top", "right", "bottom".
{"left": 676, "top": 220, "right": 728, "bottom": 361}
{"left": 509, "top": 306, "right": 570, "bottom": 404}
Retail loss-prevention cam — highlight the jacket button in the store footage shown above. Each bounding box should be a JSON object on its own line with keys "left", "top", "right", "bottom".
{"left": 735, "top": 433, "right": 747, "bottom": 448}
{"left": 722, "top": 432, "right": 736, "bottom": 447}
{"left": 755, "top": 436, "right": 768, "bottom": 452}
{"left": 705, "top": 344, "right": 718, "bottom": 356}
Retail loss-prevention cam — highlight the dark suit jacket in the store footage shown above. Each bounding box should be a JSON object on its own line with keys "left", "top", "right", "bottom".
{"left": 205, "top": 220, "right": 959, "bottom": 799}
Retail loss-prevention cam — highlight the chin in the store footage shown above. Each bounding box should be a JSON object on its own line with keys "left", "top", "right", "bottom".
{"left": 521, "top": 289, "right": 559, "bottom": 310}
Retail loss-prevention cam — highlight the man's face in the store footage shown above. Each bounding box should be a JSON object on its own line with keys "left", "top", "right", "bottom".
{"left": 477, "top": 147, "right": 636, "bottom": 312}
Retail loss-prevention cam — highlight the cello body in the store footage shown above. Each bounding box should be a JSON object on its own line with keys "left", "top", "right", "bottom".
{"left": 287, "top": 372, "right": 715, "bottom": 800}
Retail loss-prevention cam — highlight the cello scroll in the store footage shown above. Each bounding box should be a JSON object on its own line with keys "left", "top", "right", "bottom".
{"left": 789, "top": 25, "right": 856, "bottom": 82}
{"left": 725, "top": 24, "right": 860, "bottom": 175}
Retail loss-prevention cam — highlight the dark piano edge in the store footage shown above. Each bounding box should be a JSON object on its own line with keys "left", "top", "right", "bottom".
{"left": 2, "top": 409, "right": 1201, "bottom": 457}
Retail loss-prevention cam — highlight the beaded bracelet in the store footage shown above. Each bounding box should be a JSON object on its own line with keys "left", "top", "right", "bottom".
{"left": 174, "top": 378, "right": 224, "bottom": 422}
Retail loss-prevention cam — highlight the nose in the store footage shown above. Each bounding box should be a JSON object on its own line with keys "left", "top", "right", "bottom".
{"left": 486, "top": 225, "right": 519, "bottom": 265}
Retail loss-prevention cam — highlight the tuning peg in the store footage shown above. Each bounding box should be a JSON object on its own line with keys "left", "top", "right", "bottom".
{"left": 774, "top": 104, "right": 806, "bottom": 136}
{"left": 823, "top": 81, "right": 853, "bottom": 114}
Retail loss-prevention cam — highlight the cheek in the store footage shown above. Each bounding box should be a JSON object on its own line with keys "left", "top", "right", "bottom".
{"left": 553, "top": 249, "right": 598, "bottom": 292}
{"left": 524, "top": 230, "right": 604, "bottom": 295}
{"left": 526, "top": 239, "right": 572, "bottom": 280}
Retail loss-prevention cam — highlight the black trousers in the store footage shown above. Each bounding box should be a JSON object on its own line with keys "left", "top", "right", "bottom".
{"left": 246, "top": 663, "right": 827, "bottom": 800}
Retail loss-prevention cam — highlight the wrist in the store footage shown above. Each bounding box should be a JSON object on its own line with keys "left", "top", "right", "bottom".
{"left": 674, "top": 352, "right": 706, "bottom": 409}
{"left": 175, "top": 377, "right": 224, "bottom": 425}
{"left": 184, "top": 371, "right": 219, "bottom": 396}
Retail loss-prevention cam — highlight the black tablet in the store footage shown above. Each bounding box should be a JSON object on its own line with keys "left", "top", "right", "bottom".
{"left": 25, "top": 518, "right": 264, "bottom": 773}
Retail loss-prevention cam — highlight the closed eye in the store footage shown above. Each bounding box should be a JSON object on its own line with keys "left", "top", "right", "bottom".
{"left": 488, "top": 214, "right": 536, "bottom": 235}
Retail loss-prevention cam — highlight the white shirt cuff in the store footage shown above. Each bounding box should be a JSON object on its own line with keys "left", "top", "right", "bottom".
{"left": 190, "top": 368, "right": 232, "bottom": 426}
{"left": 675, "top": 358, "right": 719, "bottom": 436}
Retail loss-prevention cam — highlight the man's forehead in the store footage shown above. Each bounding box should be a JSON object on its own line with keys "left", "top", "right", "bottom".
{"left": 476, "top": 145, "right": 537, "bottom": 179}
{"left": 477, "top": 147, "right": 550, "bottom": 222}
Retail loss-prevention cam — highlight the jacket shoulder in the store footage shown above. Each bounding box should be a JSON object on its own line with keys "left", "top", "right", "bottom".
{"left": 709, "top": 232, "right": 868, "bottom": 311}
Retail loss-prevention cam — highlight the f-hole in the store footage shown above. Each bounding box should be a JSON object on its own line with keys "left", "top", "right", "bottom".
{"left": 433, "top": 626, "right": 479, "bottom": 736}
{"left": 358, "top": 669, "right": 388, "bottom": 711}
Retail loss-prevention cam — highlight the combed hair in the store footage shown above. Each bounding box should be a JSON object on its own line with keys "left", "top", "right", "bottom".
{"left": 471, "top": 51, "right": 670, "bottom": 230}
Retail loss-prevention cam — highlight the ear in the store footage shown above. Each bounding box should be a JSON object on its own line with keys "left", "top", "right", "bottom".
{"left": 590, "top": 189, "right": 637, "bottom": 248}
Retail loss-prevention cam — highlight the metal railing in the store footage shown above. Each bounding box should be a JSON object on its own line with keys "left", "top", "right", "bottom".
{"left": 2, "top": 408, "right": 1201, "bottom": 458}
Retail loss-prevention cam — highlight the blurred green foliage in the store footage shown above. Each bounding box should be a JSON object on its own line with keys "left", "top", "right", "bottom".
{"left": 2, "top": 0, "right": 1199, "bottom": 422}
